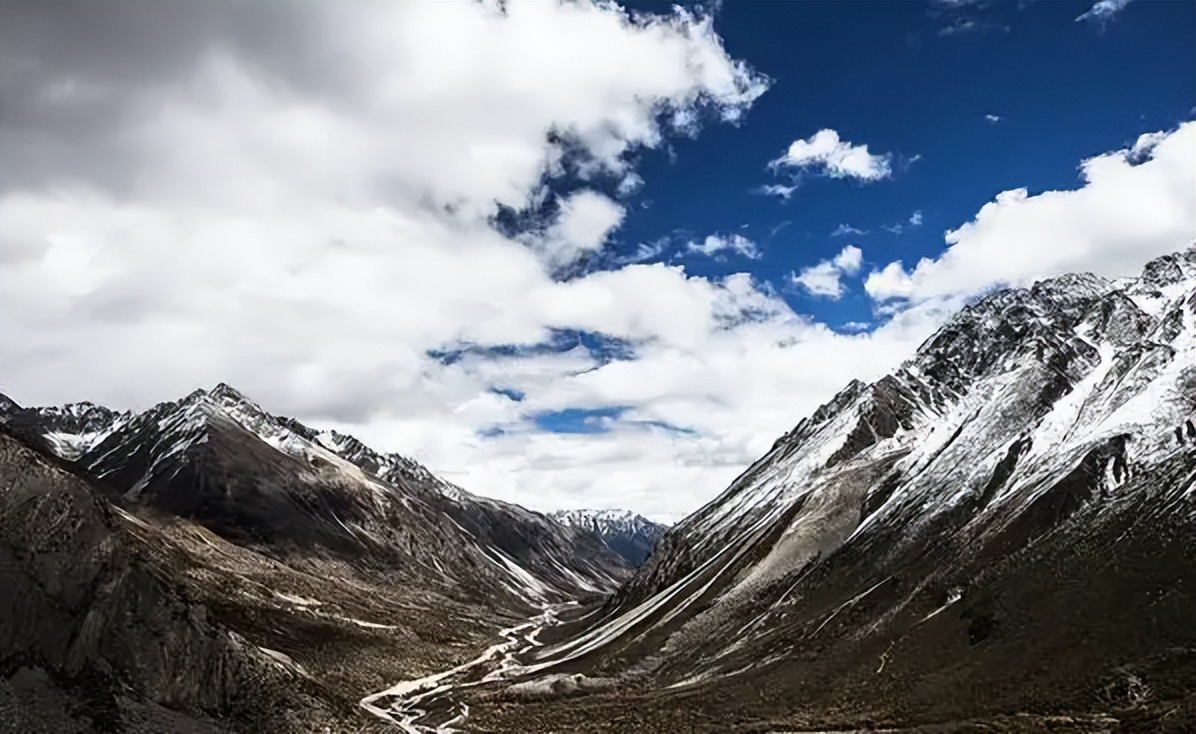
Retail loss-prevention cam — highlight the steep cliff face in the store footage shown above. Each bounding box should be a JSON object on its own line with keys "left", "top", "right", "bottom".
{"left": 0, "top": 427, "right": 338, "bottom": 733}
{"left": 472, "top": 248, "right": 1196, "bottom": 732}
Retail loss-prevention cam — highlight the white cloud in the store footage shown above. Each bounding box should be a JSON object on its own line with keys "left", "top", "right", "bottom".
{"left": 863, "top": 261, "right": 916, "bottom": 301}
{"left": 792, "top": 244, "right": 863, "bottom": 299}
{"left": 410, "top": 293, "right": 959, "bottom": 522}
{"left": 686, "top": 233, "right": 760, "bottom": 259}
{"left": 985, "top": 113, "right": 1002, "bottom": 124}
{"left": 1076, "top": 0, "right": 1136, "bottom": 24}
{"left": 769, "top": 128, "right": 892, "bottom": 182}
{"left": 539, "top": 191, "right": 625, "bottom": 266}
{"left": 626, "top": 236, "right": 670, "bottom": 263}
{"left": 4, "top": 3, "right": 1185, "bottom": 525}
{"left": 908, "top": 210, "right": 923, "bottom": 227}
{"left": 838, "top": 321, "right": 872, "bottom": 333}
{"left": 866, "top": 121, "right": 1195, "bottom": 302}
{"left": 831, "top": 223, "right": 867, "bottom": 236}
{"left": 832, "top": 244, "right": 863, "bottom": 274}
{"left": 793, "top": 261, "right": 845, "bottom": 298}
{"left": 0, "top": 1, "right": 783, "bottom": 520}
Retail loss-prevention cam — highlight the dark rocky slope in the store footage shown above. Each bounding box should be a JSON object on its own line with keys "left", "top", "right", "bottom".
{"left": 0, "top": 426, "right": 338, "bottom": 733}
{"left": 455, "top": 249, "right": 1196, "bottom": 732}
{"left": 0, "top": 385, "right": 629, "bottom": 732}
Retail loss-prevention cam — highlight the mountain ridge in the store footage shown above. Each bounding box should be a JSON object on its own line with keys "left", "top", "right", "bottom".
{"left": 441, "top": 247, "right": 1196, "bottom": 732}
{"left": 550, "top": 509, "right": 668, "bottom": 565}
{"left": 0, "top": 382, "right": 632, "bottom": 603}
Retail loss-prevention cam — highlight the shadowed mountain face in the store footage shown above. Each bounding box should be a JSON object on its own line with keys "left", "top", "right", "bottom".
{"left": 0, "top": 387, "right": 630, "bottom": 732}
{"left": 550, "top": 509, "right": 667, "bottom": 566}
{"left": 452, "top": 248, "right": 1196, "bottom": 732}
{"left": 3, "top": 384, "right": 629, "bottom": 603}
{"left": 0, "top": 425, "right": 343, "bottom": 733}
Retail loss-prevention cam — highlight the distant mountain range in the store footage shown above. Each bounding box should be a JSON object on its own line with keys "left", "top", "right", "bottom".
{"left": 2, "top": 247, "right": 1193, "bottom": 732}
{"left": 550, "top": 509, "right": 667, "bottom": 565}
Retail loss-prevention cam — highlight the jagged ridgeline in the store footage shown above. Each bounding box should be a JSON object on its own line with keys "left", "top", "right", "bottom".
{"left": 0, "top": 384, "right": 631, "bottom": 732}
{"left": 455, "top": 248, "right": 1196, "bottom": 732}
{"left": 1, "top": 248, "right": 1194, "bottom": 732}
{"left": 550, "top": 509, "right": 668, "bottom": 565}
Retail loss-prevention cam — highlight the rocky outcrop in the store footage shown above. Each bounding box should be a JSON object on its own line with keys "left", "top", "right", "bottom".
{"left": 0, "top": 426, "right": 337, "bottom": 733}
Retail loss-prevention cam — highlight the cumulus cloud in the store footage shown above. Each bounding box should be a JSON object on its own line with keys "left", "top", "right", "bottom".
{"left": 865, "top": 121, "right": 1195, "bottom": 302}
{"left": 409, "top": 292, "right": 960, "bottom": 520}
{"left": 833, "top": 244, "right": 864, "bottom": 273}
{"left": 686, "top": 233, "right": 760, "bottom": 259}
{"left": 0, "top": 1, "right": 786, "bottom": 516}
{"left": 4, "top": 2, "right": 1183, "bottom": 523}
{"left": 769, "top": 128, "right": 893, "bottom": 182}
{"left": 793, "top": 261, "right": 845, "bottom": 298}
{"left": 539, "top": 191, "right": 625, "bottom": 266}
{"left": 1076, "top": 0, "right": 1136, "bottom": 24}
{"left": 908, "top": 210, "right": 923, "bottom": 227}
{"left": 838, "top": 321, "right": 872, "bottom": 333}
{"left": 985, "top": 113, "right": 1002, "bottom": 124}
{"left": 792, "top": 245, "right": 863, "bottom": 299}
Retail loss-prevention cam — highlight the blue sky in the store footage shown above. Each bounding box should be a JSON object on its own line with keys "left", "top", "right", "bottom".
{"left": 2, "top": 0, "right": 1193, "bottom": 520}
{"left": 602, "top": 0, "right": 1196, "bottom": 330}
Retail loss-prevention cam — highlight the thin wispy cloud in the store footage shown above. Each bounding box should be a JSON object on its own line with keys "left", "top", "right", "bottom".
{"left": 1076, "top": 0, "right": 1136, "bottom": 25}
{"left": 938, "top": 19, "right": 1008, "bottom": 36}
{"left": 755, "top": 183, "right": 799, "bottom": 200}
{"left": 625, "top": 236, "right": 671, "bottom": 263}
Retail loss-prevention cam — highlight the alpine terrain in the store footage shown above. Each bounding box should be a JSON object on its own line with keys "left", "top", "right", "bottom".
{"left": 393, "top": 248, "right": 1196, "bottom": 732}
{"left": 550, "top": 509, "right": 668, "bottom": 566}
{"left": 0, "top": 384, "right": 629, "bottom": 732}
{"left": 1, "top": 248, "right": 1193, "bottom": 733}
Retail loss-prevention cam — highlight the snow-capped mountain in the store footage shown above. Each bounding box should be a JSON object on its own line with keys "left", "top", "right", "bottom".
{"left": 1, "top": 382, "right": 628, "bottom": 602}
{"left": 465, "top": 248, "right": 1196, "bottom": 731}
{"left": 550, "top": 509, "right": 667, "bottom": 565}
{"left": 0, "top": 381, "right": 635, "bottom": 732}
{"left": 0, "top": 399, "right": 130, "bottom": 460}
{"left": 3, "top": 250, "right": 1193, "bottom": 732}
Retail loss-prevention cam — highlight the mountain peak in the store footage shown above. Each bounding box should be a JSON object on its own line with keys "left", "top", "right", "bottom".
{"left": 207, "top": 382, "right": 249, "bottom": 402}
{"left": 551, "top": 508, "right": 667, "bottom": 566}
{"left": 528, "top": 250, "right": 1196, "bottom": 729}
{"left": 1137, "top": 243, "right": 1196, "bottom": 290}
